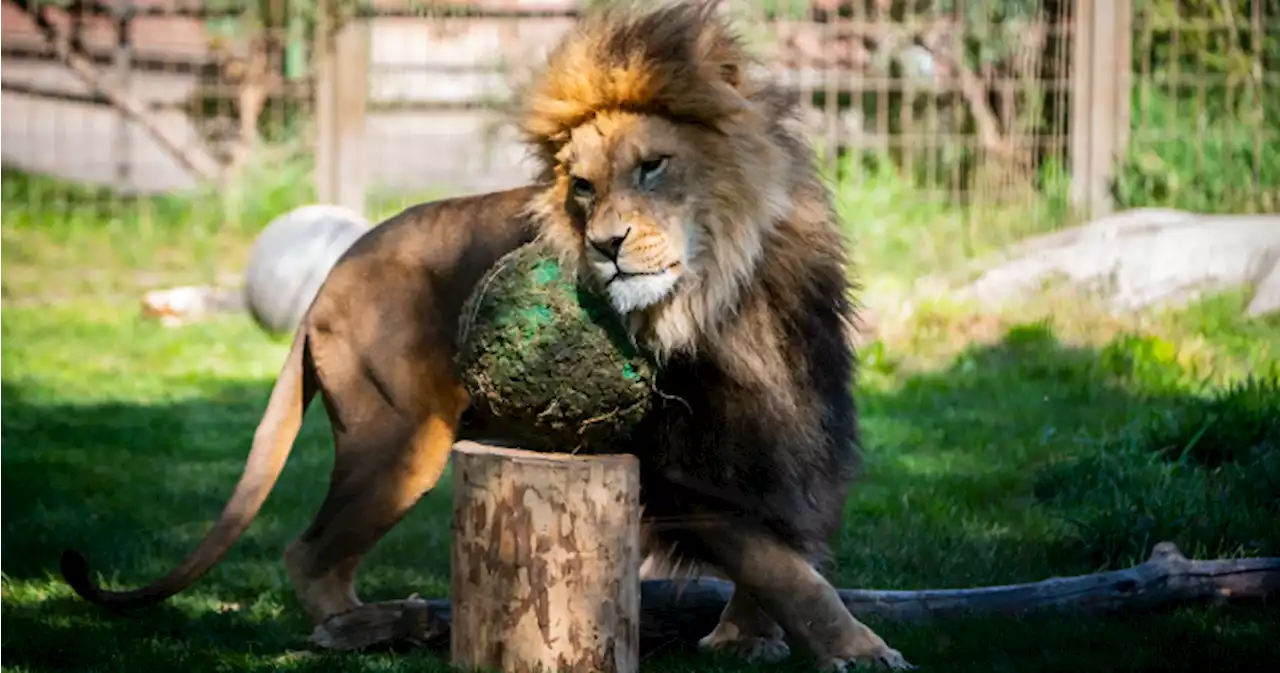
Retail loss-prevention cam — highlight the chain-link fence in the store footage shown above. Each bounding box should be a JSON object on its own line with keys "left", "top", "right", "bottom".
{"left": 2, "top": 1, "right": 1276, "bottom": 231}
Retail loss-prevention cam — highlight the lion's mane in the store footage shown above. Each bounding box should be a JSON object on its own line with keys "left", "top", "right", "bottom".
{"left": 518, "top": 0, "right": 861, "bottom": 566}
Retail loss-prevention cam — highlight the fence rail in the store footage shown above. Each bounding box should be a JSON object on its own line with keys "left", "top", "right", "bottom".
{"left": 2, "top": 0, "right": 1276, "bottom": 225}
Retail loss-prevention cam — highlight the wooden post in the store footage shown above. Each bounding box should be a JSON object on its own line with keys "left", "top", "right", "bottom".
{"left": 314, "top": 0, "right": 368, "bottom": 214}
{"left": 1069, "top": 0, "right": 1133, "bottom": 219}
{"left": 112, "top": 1, "right": 134, "bottom": 191}
{"left": 450, "top": 441, "right": 641, "bottom": 673}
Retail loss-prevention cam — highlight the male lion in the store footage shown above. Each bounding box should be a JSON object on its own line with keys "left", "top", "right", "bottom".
{"left": 59, "top": 1, "right": 911, "bottom": 670}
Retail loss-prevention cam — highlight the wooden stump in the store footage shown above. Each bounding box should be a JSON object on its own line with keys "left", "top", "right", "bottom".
{"left": 450, "top": 441, "right": 641, "bottom": 673}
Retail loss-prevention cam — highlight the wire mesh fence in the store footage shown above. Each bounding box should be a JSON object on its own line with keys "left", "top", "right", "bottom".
{"left": 1, "top": 1, "right": 1276, "bottom": 278}
{"left": 1125, "top": 0, "right": 1279, "bottom": 215}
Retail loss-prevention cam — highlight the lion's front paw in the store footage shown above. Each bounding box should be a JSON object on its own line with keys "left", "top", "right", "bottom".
{"left": 819, "top": 646, "right": 916, "bottom": 671}
{"left": 698, "top": 629, "right": 791, "bottom": 664}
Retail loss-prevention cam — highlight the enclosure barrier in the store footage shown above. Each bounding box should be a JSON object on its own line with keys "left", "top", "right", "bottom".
{"left": 7, "top": 0, "right": 1273, "bottom": 224}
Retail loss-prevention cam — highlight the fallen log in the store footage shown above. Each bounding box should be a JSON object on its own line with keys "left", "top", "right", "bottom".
{"left": 311, "top": 541, "right": 1280, "bottom": 654}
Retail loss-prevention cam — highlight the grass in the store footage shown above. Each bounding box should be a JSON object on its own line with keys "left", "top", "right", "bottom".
{"left": 3, "top": 165, "right": 1280, "bottom": 673}
{"left": 1117, "top": 88, "right": 1280, "bottom": 214}
{"left": 832, "top": 156, "right": 1075, "bottom": 297}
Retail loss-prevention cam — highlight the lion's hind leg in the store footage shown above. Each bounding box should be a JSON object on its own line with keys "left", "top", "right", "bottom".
{"left": 283, "top": 332, "right": 469, "bottom": 649}
{"left": 289, "top": 396, "right": 467, "bottom": 650}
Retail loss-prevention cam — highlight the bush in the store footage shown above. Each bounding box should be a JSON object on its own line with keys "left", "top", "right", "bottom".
{"left": 1116, "top": 90, "right": 1280, "bottom": 213}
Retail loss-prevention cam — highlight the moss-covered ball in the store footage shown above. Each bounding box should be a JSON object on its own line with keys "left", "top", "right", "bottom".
{"left": 455, "top": 242, "right": 657, "bottom": 454}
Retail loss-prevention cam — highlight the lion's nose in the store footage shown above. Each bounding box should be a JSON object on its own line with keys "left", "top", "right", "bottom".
{"left": 590, "top": 228, "right": 630, "bottom": 261}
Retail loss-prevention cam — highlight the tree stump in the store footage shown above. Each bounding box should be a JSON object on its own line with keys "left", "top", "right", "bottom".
{"left": 450, "top": 441, "right": 641, "bottom": 673}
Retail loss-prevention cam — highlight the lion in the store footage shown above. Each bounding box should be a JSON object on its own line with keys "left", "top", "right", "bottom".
{"left": 58, "top": 1, "right": 911, "bottom": 670}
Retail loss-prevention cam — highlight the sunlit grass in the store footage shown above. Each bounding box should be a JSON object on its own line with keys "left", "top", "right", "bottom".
{"left": 0, "top": 162, "right": 451, "bottom": 309}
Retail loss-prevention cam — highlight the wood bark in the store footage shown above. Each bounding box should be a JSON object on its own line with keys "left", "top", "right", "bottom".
{"left": 634, "top": 542, "right": 1280, "bottom": 642}
{"left": 449, "top": 441, "right": 641, "bottom": 673}
{"left": 314, "top": 541, "right": 1279, "bottom": 655}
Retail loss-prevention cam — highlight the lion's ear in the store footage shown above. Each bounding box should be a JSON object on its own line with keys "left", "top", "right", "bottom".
{"left": 719, "top": 63, "right": 741, "bottom": 89}
{"left": 690, "top": 4, "right": 749, "bottom": 93}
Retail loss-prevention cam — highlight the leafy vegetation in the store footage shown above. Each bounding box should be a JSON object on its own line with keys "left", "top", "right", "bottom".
{"left": 832, "top": 154, "right": 1074, "bottom": 294}
{"left": 0, "top": 163, "right": 442, "bottom": 308}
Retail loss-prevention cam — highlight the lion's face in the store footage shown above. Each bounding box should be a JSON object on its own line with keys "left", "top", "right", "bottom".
{"left": 520, "top": 1, "right": 802, "bottom": 354}
{"left": 539, "top": 109, "right": 790, "bottom": 354}
{"left": 556, "top": 113, "right": 699, "bottom": 314}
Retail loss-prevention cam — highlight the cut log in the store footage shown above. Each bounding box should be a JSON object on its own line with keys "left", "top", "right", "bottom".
{"left": 312, "top": 541, "right": 1279, "bottom": 655}
{"left": 450, "top": 441, "right": 641, "bottom": 673}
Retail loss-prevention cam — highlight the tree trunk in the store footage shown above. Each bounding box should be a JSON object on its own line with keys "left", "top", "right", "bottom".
{"left": 450, "top": 441, "right": 641, "bottom": 673}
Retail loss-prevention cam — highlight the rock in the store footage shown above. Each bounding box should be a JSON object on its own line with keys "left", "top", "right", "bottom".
{"left": 953, "top": 209, "right": 1280, "bottom": 317}
{"left": 243, "top": 204, "right": 371, "bottom": 335}
{"left": 1247, "top": 260, "right": 1280, "bottom": 318}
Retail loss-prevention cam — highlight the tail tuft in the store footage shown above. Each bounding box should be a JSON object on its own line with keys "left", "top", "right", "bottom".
{"left": 60, "top": 548, "right": 100, "bottom": 602}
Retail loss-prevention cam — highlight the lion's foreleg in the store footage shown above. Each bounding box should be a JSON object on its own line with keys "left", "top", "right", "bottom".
{"left": 694, "top": 525, "right": 913, "bottom": 671}
{"left": 697, "top": 586, "right": 791, "bottom": 664}
{"left": 639, "top": 535, "right": 790, "bottom": 664}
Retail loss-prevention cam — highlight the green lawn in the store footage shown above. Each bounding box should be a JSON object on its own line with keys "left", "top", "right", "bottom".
{"left": 3, "top": 168, "right": 1279, "bottom": 673}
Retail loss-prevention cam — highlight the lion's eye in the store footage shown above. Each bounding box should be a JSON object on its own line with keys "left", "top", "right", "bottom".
{"left": 637, "top": 156, "right": 670, "bottom": 189}
{"left": 570, "top": 176, "right": 595, "bottom": 200}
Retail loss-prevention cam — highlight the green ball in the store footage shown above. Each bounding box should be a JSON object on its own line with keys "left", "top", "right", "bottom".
{"left": 455, "top": 242, "right": 657, "bottom": 454}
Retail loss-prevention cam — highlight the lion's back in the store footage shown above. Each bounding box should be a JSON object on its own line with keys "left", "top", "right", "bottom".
{"left": 303, "top": 186, "right": 541, "bottom": 350}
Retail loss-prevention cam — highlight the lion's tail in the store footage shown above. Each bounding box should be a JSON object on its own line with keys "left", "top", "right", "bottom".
{"left": 60, "top": 328, "right": 316, "bottom": 610}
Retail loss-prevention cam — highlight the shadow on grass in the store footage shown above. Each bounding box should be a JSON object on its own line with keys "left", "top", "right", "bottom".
{"left": 826, "top": 323, "right": 1280, "bottom": 673}
{"left": 1, "top": 378, "right": 458, "bottom": 672}
{"left": 841, "top": 322, "right": 1277, "bottom": 577}
{"left": 2, "top": 323, "right": 1278, "bottom": 673}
